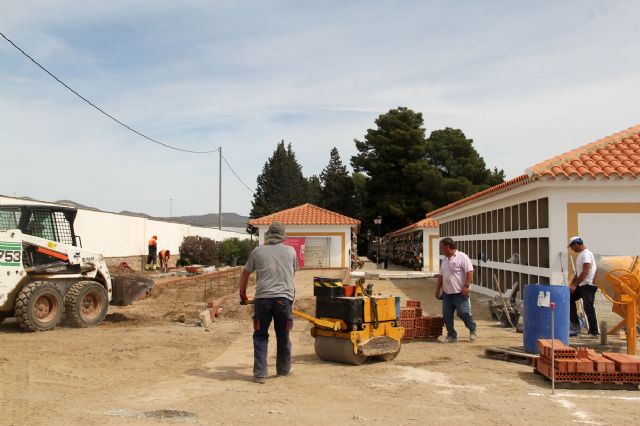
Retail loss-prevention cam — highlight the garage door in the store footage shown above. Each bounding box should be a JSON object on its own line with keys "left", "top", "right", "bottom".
{"left": 304, "top": 237, "right": 330, "bottom": 268}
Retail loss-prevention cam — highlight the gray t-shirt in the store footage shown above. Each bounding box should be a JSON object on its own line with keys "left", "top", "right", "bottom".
{"left": 244, "top": 243, "right": 298, "bottom": 301}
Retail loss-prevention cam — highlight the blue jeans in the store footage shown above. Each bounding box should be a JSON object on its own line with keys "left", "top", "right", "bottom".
{"left": 253, "top": 297, "right": 293, "bottom": 378}
{"left": 442, "top": 292, "right": 477, "bottom": 339}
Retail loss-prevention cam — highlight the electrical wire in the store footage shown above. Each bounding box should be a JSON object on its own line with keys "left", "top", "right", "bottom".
{"left": 221, "top": 153, "right": 256, "bottom": 194}
{"left": 0, "top": 31, "right": 217, "bottom": 154}
{"left": 1, "top": 31, "right": 265, "bottom": 210}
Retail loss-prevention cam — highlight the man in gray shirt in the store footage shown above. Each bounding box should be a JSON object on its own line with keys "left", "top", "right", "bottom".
{"left": 239, "top": 221, "right": 298, "bottom": 383}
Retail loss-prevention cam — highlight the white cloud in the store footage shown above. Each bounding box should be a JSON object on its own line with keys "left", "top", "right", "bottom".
{"left": 1, "top": 1, "right": 640, "bottom": 217}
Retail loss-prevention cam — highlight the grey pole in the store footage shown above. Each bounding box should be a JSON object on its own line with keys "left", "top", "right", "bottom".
{"left": 218, "top": 147, "right": 222, "bottom": 230}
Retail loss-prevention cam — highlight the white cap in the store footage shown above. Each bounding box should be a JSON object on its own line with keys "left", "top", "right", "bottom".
{"left": 568, "top": 236, "right": 583, "bottom": 247}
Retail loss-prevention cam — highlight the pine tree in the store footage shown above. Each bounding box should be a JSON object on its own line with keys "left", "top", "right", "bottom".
{"left": 351, "top": 107, "right": 437, "bottom": 233}
{"left": 305, "top": 175, "right": 323, "bottom": 206}
{"left": 351, "top": 107, "right": 505, "bottom": 234}
{"left": 250, "top": 140, "right": 307, "bottom": 219}
{"left": 320, "top": 147, "right": 354, "bottom": 216}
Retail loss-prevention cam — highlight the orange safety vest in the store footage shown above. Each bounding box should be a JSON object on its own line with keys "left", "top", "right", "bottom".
{"left": 159, "top": 250, "right": 169, "bottom": 259}
{"left": 149, "top": 237, "right": 157, "bottom": 246}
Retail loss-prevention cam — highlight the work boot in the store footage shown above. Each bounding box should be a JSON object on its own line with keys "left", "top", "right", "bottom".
{"left": 470, "top": 331, "right": 478, "bottom": 342}
{"left": 442, "top": 336, "right": 457, "bottom": 343}
{"left": 277, "top": 367, "right": 293, "bottom": 377}
{"left": 253, "top": 376, "right": 266, "bottom": 384}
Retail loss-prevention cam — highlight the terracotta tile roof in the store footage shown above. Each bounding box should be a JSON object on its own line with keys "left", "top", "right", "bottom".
{"left": 390, "top": 218, "right": 439, "bottom": 237}
{"left": 428, "top": 124, "right": 640, "bottom": 218}
{"left": 248, "top": 203, "right": 360, "bottom": 227}
{"left": 427, "top": 174, "right": 531, "bottom": 218}
{"left": 526, "top": 124, "right": 640, "bottom": 178}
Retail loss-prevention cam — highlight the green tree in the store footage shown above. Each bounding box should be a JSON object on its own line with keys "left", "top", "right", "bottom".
{"left": 425, "top": 128, "right": 505, "bottom": 205}
{"left": 351, "top": 171, "right": 367, "bottom": 221}
{"left": 351, "top": 107, "right": 437, "bottom": 233}
{"left": 320, "top": 147, "right": 354, "bottom": 216}
{"left": 351, "top": 107, "right": 505, "bottom": 234}
{"left": 250, "top": 140, "right": 307, "bottom": 219}
{"left": 305, "top": 175, "right": 323, "bottom": 206}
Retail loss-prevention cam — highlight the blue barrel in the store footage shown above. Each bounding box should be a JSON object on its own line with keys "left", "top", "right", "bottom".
{"left": 523, "top": 284, "right": 570, "bottom": 353}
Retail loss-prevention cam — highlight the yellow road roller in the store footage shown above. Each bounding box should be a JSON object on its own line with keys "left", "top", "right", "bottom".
{"left": 293, "top": 277, "right": 404, "bottom": 365}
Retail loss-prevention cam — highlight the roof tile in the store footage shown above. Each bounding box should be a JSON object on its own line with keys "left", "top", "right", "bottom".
{"left": 429, "top": 124, "right": 640, "bottom": 218}
{"left": 389, "top": 218, "right": 439, "bottom": 236}
{"left": 248, "top": 204, "right": 360, "bottom": 227}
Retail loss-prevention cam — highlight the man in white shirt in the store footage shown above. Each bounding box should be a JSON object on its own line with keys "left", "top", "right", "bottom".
{"left": 568, "top": 236, "right": 599, "bottom": 337}
{"left": 434, "top": 238, "right": 477, "bottom": 343}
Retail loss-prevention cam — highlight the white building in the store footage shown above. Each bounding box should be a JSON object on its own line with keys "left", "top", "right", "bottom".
{"left": 429, "top": 124, "right": 640, "bottom": 298}
{"left": 388, "top": 218, "right": 440, "bottom": 272}
{"left": 249, "top": 204, "right": 360, "bottom": 269}
{"left": 0, "top": 195, "right": 248, "bottom": 269}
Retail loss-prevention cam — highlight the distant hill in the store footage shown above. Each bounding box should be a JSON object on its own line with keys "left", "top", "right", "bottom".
{"left": 55, "top": 200, "right": 100, "bottom": 211}
{"left": 156, "top": 213, "right": 249, "bottom": 228}
{"left": 54, "top": 199, "right": 248, "bottom": 228}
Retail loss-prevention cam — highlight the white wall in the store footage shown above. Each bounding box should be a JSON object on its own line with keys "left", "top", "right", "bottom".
{"left": 432, "top": 179, "right": 640, "bottom": 295}
{"left": 425, "top": 228, "right": 440, "bottom": 273}
{"left": 0, "top": 195, "right": 248, "bottom": 257}
{"left": 255, "top": 224, "right": 353, "bottom": 268}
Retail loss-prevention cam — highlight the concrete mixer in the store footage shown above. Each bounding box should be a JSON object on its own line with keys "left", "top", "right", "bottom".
{"left": 593, "top": 255, "right": 640, "bottom": 355}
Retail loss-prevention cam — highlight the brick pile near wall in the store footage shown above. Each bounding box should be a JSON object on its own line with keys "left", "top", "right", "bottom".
{"left": 535, "top": 339, "right": 640, "bottom": 384}
{"left": 400, "top": 300, "right": 444, "bottom": 340}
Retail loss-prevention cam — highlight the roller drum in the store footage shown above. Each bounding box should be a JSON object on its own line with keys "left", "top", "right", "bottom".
{"left": 314, "top": 336, "right": 368, "bottom": 365}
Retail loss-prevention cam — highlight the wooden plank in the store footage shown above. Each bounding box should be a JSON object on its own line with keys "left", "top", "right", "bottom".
{"left": 485, "top": 346, "right": 539, "bottom": 365}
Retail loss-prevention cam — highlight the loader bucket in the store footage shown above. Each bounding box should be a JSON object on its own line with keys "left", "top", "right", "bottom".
{"left": 111, "top": 273, "right": 155, "bottom": 306}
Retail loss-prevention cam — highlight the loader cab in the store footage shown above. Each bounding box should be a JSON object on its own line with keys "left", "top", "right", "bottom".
{"left": 0, "top": 205, "right": 79, "bottom": 246}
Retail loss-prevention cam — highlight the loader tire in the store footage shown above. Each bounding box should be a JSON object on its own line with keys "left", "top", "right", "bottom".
{"left": 64, "top": 281, "right": 108, "bottom": 327}
{"left": 15, "top": 281, "right": 64, "bottom": 332}
{"left": 0, "top": 312, "right": 11, "bottom": 324}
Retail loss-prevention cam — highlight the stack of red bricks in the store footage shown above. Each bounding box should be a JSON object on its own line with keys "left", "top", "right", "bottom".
{"left": 535, "top": 339, "right": 640, "bottom": 384}
{"left": 399, "top": 300, "right": 444, "bottom": 340}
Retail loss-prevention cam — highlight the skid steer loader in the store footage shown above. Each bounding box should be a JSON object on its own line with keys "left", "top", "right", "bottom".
{"left": 0, "top": 205, "right": 112, "bottom": 331}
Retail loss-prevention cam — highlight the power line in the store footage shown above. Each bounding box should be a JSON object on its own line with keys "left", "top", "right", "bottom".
{"left": 221, "top": 153, "right": 256, "bottom": 194}
{"left": 0, "top": 31, "right": 217, "bottom": 154}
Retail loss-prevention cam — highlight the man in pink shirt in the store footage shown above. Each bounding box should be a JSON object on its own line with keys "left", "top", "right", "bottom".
{"left": 434, "top": 237, "right": 478, "bottom": 343}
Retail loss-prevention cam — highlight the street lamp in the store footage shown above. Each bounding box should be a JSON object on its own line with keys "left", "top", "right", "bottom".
{"left": 366, "top": 230, "right": 372, "bottom": 257}
{"left": 374, "top": 216, "right": 382, "bottom": 268}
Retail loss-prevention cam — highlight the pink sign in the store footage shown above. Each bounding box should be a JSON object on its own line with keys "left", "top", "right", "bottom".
{"left": 283, "top": 237, "right": 305, "bottom": 269}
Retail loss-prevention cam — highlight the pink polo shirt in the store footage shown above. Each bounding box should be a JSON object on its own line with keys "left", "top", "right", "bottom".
{"left": 441, "top": 250, "right": 474, "bottom": 294}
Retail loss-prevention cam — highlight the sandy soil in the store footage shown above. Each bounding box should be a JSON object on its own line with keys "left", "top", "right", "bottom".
{"left": 0, "top": 269, "right": 638, "bottom": 425}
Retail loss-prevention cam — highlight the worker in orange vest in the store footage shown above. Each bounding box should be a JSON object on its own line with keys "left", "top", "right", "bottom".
{"left": 158, "top": 249, "right": 171, "bottom": 273}
{"left": 146, "top": 235, "right": 158, "bottom": 271}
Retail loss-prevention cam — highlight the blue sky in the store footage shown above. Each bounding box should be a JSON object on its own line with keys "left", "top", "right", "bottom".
{"left": 2, "top": 1, "right": 639, "bottom": 217}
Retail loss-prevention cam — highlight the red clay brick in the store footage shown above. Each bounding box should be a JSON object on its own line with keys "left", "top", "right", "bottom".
{"left": 587, "top": 353, "right": 616, "bottom": 373}
{"left": 400, "top": 318, "right": 415, "bottom": 330}
{"left": 555, "top": 359, "right": 571, "bottom": 373}
{"left": 603, "top": 353, "right": 640, "bottom": 374}
{"left": 402, "top": 328, "right": 415, "bottom": 340}
{"left": 400, "top": 307, "right": 417, "bottom": 319}
{"left": 406, "top": 300, "right": 421, "bottom": 308}
{"left": 574, "top": 358, "right": 595, "bottom": 373}
{"left": 576, "top": 347, "right": 589, "bottom": 359}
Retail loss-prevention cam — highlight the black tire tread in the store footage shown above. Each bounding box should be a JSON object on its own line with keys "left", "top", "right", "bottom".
{"left": 14, "top": 281, "right": 63, "bottom": 332}
{"left": 64, "top": 280, "right": 108, "bottom": 328}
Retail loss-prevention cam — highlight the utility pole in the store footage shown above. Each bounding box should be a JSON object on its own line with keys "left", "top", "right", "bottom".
{"left": 218, "top": 146, "right": 222, "bottom": 230}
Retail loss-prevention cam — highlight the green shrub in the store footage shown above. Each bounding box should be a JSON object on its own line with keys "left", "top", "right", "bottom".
{"left": 218, "top": 238, "right": 258, "bottom": 266}
{"left": 179, "top": 235, "right": 219, "bottom": 266}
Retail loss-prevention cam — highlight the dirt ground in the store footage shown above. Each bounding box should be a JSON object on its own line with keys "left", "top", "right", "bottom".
{"left": 1, "top": 269, "right": 638, "bottom": 425}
